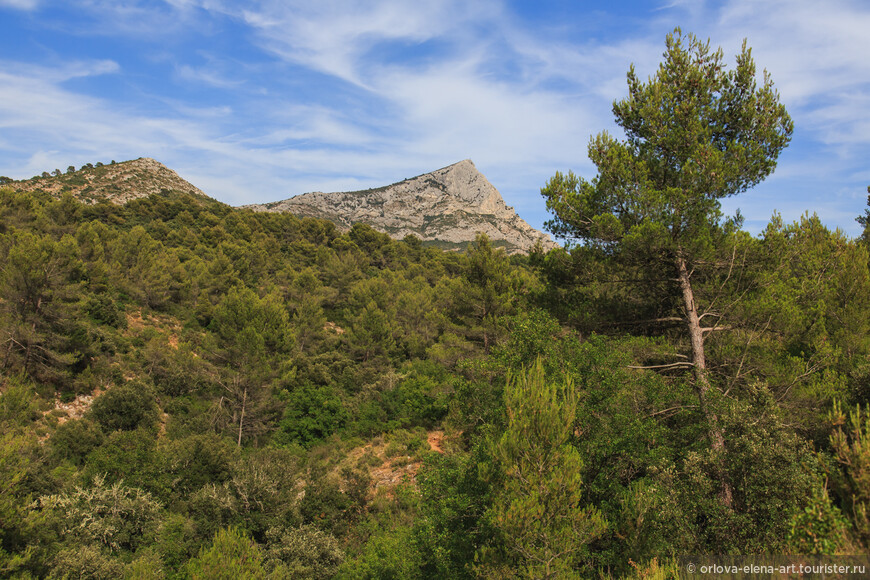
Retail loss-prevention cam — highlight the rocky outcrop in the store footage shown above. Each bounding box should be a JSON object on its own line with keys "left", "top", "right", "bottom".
{"left": 244, "top": 160, "right": 557, "bottom": 254}
{"left": 5, "top": 158, "right": 208, "bottom": 205}
{"left": 6, "top": 158, "right": 557, "bottom": 254}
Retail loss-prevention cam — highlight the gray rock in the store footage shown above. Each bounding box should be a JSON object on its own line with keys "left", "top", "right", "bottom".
{"left": 243, "top": 160, "right": 557, "bottom": 254}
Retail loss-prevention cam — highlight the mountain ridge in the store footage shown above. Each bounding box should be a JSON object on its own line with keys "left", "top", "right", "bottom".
{"left": 4, "top": 157, "right": 557, "bottom": 254}
{"left": 244, "top": 160, "right": 557, "bottom": 254}
{"left": 3, "top": 157, "right": 208, "bottom": 205}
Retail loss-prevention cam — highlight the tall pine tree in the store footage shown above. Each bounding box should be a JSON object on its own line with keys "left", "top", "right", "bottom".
{"left": 541, "top": 29, "right": 793, "bottom": 507}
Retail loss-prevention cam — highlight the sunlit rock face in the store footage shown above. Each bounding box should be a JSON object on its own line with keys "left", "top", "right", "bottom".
{"left": 6, "top": 158, "right": 209, "bottom": 205}
{"left": 244, "top": 160, "right": 557, "bottom": 254}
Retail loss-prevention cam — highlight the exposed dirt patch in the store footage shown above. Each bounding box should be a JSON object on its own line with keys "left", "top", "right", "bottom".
{"left": 158, "top": 411, "right": 169, "bottom": 437}
{"left": 337, "top": 430, "right": 447, "bottom": 497}
{"left": 125, "top": 311, "right": 184, "bottom": 348}
{"left": 126, "top": 311, "right": 146, "bottom": 332}
{"left": 370, "top": 457, "right": 421, "bottom": 490}
{"left": 324, "top": 321, "right": 345, "bottom": 335}
{"left": 427, "top": 430, "right": 445, "bottom": 454}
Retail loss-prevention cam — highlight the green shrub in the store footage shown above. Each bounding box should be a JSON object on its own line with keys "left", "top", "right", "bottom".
{"left": 49, "top": 544, "right": 125, "bottom": 580}
{"left": 125, "top": 550, "right": 166, "bottom": 579}
{"left": 787, "top": 483, "right": 850, "bottom": 554}
{"left": 89, "top": 382, "right": 159, "bottom": 432}
{"left": 50, "top": 418, "right": 104, "bottom": 464}
{"left": 154, "top": 513, "right": 199, "bottom": 574}
{"left": 336, "top": 525, "right": 422, "bottom": 579}
{"left": 829, "top": 402, "right": 870, "bottom": 547}
{"left": 39, "top": 474, "right": 163, "bottom": 553}
{"left": 264, "top": 525, "right": 344, "bottom": 579}
{"left": 184, "top": 527, "right": 267, "bottom": 580}
{"left": 275, "top": 384, "right": 348, "bottom": 447}
{"left": 0, "top": 380, "right": 41, "bottom": 426}
{"left": 85, "top": 294, "right": 126, "bottom": 328}
{"left": 82, "top": 429, "right": 161, "bottom": 493}
{"left": 356, "top": 450, "right": 382, "bottom": 469}
{"left": 299, "top": 476, "right": 351, "bottom": 535}
{"left": 157, "top": 433, "right": 235, "bottom": 496}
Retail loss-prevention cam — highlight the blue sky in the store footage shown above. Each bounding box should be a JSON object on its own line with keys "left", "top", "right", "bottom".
{"left": 2, "top": 0, "right": 868, "bottom": 238}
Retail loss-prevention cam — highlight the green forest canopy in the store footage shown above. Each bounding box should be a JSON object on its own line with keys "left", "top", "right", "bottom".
{"left": 1, "top": 31, "right": 869, "bottom": 579}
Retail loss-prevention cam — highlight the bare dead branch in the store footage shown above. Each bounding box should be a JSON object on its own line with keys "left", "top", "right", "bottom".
{"left": 701, "top": 325, "right": 733, "bottom": 333}
{"left": 724, "top": 315, "right": 772, "bottom": 396}
{"left": 628, "top": 361, "right": 695, "bottom": 370}
{"left": 609, "top": 316, "right": 684, "bottom": 327}
{"left": 649, "top": 404, "right": 699, "bottom": 417}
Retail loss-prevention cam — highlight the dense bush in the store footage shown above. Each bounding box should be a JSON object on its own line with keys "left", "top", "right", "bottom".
{"left": 88, "top": 381, "right": 159, "bottom": 432}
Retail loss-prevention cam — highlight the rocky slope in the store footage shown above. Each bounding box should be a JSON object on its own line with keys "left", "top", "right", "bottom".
{"left": 3, "top": 158, "right": 208, "bottom": 204}
{"left": 243, "top": 160, "right": 557, "bottom": 254}
{"left": 5, "top": 157, "right": 556, "bottom": 254}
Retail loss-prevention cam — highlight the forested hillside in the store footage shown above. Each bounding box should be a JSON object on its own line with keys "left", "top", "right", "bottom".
{"left": 2, "top": 31, "right": 870, "bottom": 580}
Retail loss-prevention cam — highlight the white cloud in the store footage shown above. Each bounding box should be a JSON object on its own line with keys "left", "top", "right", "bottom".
{"left": 3, "top": 0, "right": 867, "bottom": 237}
{"left": 700, "top": 0, "right": 870, "bottom": 141}
{"left": 248, "top": 106, "right": 378, "bottom": 147}
{"left": 0, "top": 59, "right": 120, "bottom": 83}
{"left": 232, "top": 0, "right": 490, "bottom": 87}
{"left": 187, "top": 0, "right": 618, "bottom": 199}
{"left": 0, "top": 65, "right": 211, "bottom": 175}
{"left": 42, "top": 0, "right": 214, "bottom": 38}
{"left": 374, "top": 62, "right": 591, "bottom": 167}
{"left": 176, "top": 63, "right": 244, "bottom": 88}
{"left": 0, "top": 0, "right": 39, "bottom": 9}
{"left": 0, "top": 59, "right": 435, "bottom": 207}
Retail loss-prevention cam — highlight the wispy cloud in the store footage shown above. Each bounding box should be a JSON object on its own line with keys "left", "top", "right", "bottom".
{"left": 176, "top": 63, "right": 244, "bottom": 89}
{"left": 0, "top": 58, "right": 120, "bottom": 83}
{"left": 1, "top": 0, "right": 867, "bottom": 236}
{"left": 0, "top": 0, "right": 39, "bottom": 10}
{"left": 234, "top": 0, "right": 485, "bottom": 86}
{"left": 703, "top": 0, "right": 870, "bottom": 141}
{"left": 0, "top": 64, "right": 214, "bottom": 175}
{"left": 191, "top": 1, "right": 621, "bottom": 167}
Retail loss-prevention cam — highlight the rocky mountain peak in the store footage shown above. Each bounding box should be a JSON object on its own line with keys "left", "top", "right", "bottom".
{"left": 4, "top": 157, "right": 207, "bottom": 205}
{"left": 404, "top": 159, "right": 504, "bottom": 211}
{"left": 244, "top": 161, "right": 557, "bottom": 254}
{"left": 4, "top": 157, "right": 557, "bottom": 254}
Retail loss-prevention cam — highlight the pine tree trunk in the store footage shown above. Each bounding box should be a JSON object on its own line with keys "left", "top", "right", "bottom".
{"left": 676, "top": 256, "right": 733, "bottom": 509}
{"left": 237, "top": 386, "right": 247, "bottom": 448}
{"left": 23, "top": 321, "right": 38, "bottom": 376}
{"left": 3, "top": 325, "right": 20, "bottom": 370}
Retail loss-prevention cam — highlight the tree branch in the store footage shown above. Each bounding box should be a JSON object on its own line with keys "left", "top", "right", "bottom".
{"left": 649, "top": 404, "right": 699, "bottom": 417}
{"left": 628, "top": 361, "right": 695, "bottom": 370}
{"left": 609, "top": 316, "right": 684, "bottom": 327}
{"left": 701, "top": 325, "right": 733, "bottom": 333}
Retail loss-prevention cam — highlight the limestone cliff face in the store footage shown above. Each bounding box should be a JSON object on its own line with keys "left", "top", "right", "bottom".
{"left": 244, "top": 160, "right": 557, "bottom": 254}
{"left": 5, "top": 158, "right": 208, "bottom": 205}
